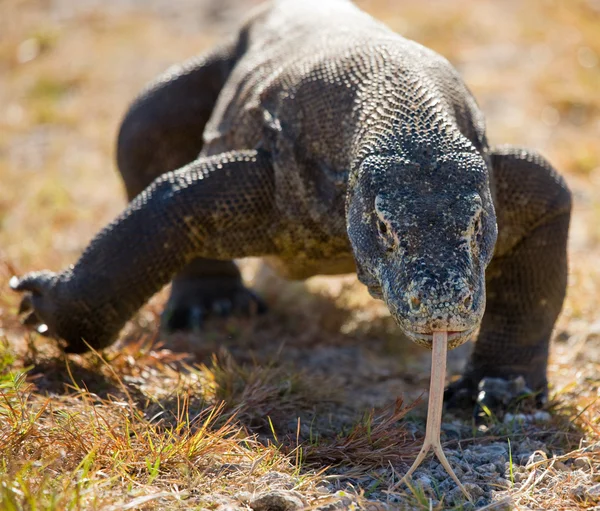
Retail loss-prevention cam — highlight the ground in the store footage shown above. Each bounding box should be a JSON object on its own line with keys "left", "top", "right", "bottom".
{"left": 1, "top": 0, "right": 600, "bottom": 509}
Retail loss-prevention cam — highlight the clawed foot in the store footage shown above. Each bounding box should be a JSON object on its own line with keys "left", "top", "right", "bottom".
{"left": 10, "top": 270, "right": 116, "bottom": 352}
{"left": 445, "top": 373, "right": 546, "bottom": 421}
{"left": 10, "top": 271, "right": 61, "bottom": 338}
{"left": 161, "top": 277, "right": 267, "bottom": 333}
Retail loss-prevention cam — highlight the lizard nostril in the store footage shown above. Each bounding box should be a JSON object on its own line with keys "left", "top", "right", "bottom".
{"left": 410, "top": 296, "right": 421, "bottom": 312}
{"left": 462, "top": 294, "right": 472, "bottom": 309}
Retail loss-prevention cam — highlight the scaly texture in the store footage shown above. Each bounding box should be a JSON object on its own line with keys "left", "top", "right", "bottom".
{"left": 13, "top": 0, "right": 571, "bottom": 404}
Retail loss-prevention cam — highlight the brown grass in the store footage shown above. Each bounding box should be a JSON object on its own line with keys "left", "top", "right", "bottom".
{"left": 1, "top": 0, "right": 600, "bottom": 509}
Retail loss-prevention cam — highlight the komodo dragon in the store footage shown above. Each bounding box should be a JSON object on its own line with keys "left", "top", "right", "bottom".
{"left": 12, "top": 0, "right": 571, "bottom": 492}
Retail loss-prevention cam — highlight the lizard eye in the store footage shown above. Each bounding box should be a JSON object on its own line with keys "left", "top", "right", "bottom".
{"left": 377, "top": 219, "right": 388, "bottom": 236}
{"left": 374, "top": 196, "right": 395, "bottom": 251}
{"left": 376, "top": 218, "right": 395, "bottom": 253}
{"left": 471, "top": 214, "right": 484, "bottom": 253}
{"left": 474, "top": 214, "right": 483, "bottom": 237}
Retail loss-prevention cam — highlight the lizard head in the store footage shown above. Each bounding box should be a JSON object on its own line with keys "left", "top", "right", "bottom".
{"left": 347, "top": 152, "right": 497, "bottom": 349}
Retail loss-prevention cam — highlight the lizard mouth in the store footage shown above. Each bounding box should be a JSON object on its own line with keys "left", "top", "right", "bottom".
{"left": 404, "top": 326, "right": 477, "bottom": 349}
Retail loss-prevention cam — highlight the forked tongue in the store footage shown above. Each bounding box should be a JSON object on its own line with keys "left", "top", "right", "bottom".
{"left": 396, "top": 331, "right": 472, "bottom": 501}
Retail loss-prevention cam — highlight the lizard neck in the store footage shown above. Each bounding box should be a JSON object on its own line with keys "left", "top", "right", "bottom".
{"left": 348, "top": 118, "right": 485, "bottom": 193}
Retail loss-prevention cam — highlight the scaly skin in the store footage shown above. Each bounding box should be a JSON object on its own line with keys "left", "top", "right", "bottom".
{"left": 13, "top": 0, "right": 570, "bottom": 410}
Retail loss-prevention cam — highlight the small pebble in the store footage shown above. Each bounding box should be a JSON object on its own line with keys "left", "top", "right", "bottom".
{"left": 503, "top": 410, "right": 551, "bottom": 423}
{"left": 475, "top": 496, "right": 488, "bottom": 507}
{"left": 513, "top": 471, "right": 528, "bottom": 483}
{"left": 447, "top": 455, "right": 466, "bottom": 469}
{"left": 415, "top": 475, "right": 433, "bottom": 490}
{"left": 493, "top": 478, "right": 511, "bottom": 489}
{"left": 574, "top": 484, "right": 588, "bottom": 502}
{"left": 533, "top": 411, "right": 551, "bottom": 422}
{"left": 588, "top": 483, "right": 600, "bottom": 503}
{"left": 574, "top": 457, "right": 592, "bottom": 470}
{"left": 447, "top": 482, "right": 484, "bottom": 504}
{"left": 257, "top": 472, "right": 295, "bottom": 490}
{"left": 476, "top": 463, "right": 498, "bottom": 474}
{"left": 503, "top": 412, "right": 527, "bottom": 424}
{"left": 235, "top": 492, "right": 252, "bottom": 504}
{"left": 250, "top": 490, "right": 304, "bottom": 511}
{"left": 494, "top": 458, "right": 507, "bottom": 472}
{"left": 526, "top": 451, "right": 547, "bottom": 467}
{"left": 363, "top": 503, "right": 388, "bottom": 511}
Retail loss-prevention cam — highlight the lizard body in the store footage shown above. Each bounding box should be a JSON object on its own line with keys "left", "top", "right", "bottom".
{"left": 13, "top": 0, "right": 571, "bottom": 410}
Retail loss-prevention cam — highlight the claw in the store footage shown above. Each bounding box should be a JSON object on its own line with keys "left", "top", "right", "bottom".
{"left": 11, "top": 274, "right": 39, "bottom": 293}
{"left": 247, "top": 289, "right": 267, "bottom": 315}
{"left": 18, "top": 295, "right": 33, "bottom": 315}
{"left": 394, "top": 332, "right": 472, "bottom": 501}
{"left": 22, "top": 311, "right": 40, "bottom": 327}
{"left": 37, "top": 324, "right": 50, "bottom": 336}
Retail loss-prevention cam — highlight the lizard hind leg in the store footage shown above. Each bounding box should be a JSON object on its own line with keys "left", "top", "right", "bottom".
{"left": 161, "top": 258, "right": 267, "bottom": 333}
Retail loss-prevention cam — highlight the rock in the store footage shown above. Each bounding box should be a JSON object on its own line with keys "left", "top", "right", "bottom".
{"left": 235, "top": 492, "right": 252, "bottom": 504}
{"left": 446, "top": 483, "right": 484, "bottom": 504}
{"left": 525, "top": 451, "right": 547, "bottom": 467}
{"left": 415, "top": 475, "right": 433, "bottom": 490}
{"left": 503, "top": 411, "right": 551, "bottom": 424}
{"left": 587, "top": 483, "right": 600, "bottom": 503}
{"left": 447, "top": 455, "right": 467, "bottom": 469}
{"left": 573, "top": 484, "right": 588, "bottom": 502}
{"left": 493, "top": 478, "right": 511, "bottom": 490}
{"left": 475, "top": 496, "right": 488, "bottom": 507}
{"left": 494, "top": 458, "right": 507, "bottom": 472}
{"left": 256, "top": 472, "right": 295, "bottom": 490}
{"left": 315, "top": 481, "right": 334, "bottom": 495}
{"left": 363, "top": 503, "right": 389, "bottom": 511}
{"left": 313, "top": 492, "right": 355, "bottom": 511}
{"left": 477, "top": 444, "right": 508, "bottom": 463}
{"left": 574, "top": 457, "right": 592, "bottom": 470}
{"left": 533, "top": 411, "right": 551, "bottom": 422}
{"left": 250, "top": 490, "right": 304, "bottom": 511}
{"left": 439, "top": 478, "right": 455, "bottom": 492}
{"left": 219, "top": 463, "right": 243, "bottom": 474}
{"left": 485, "top": 499, "right": 513, "bottom": 511}
{"left": 503, "top": 412, "right": 527, "bottom": 424}
{"left": 513, "top": 471, "right": 528, "bottom": 483}
{"left": 516, "top": 439, "right": 548, "bottom": 455}
{"left": 476, "top": 463, "right": 498, "bottom": 475}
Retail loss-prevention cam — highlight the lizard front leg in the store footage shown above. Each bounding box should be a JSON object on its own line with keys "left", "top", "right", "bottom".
{"left": 445, "top": 146, "right": 571, "bottom": 413}
{"left": 11, "top": 150, "right": 275, "bottom": 353}
{"left": 116, "top": 41, "right": 266, "bottom": 333}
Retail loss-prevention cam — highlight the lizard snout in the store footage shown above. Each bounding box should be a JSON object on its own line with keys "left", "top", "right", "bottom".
{"left": 383, "top": 275, "right": 483, "bottom": 349}
{"left": 406, "top": 284, "right": 474, "bottom": 318}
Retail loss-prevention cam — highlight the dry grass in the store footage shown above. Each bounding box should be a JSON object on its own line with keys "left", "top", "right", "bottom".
{"left": 1, "top": 0, "right": 600, "bottom": 509}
